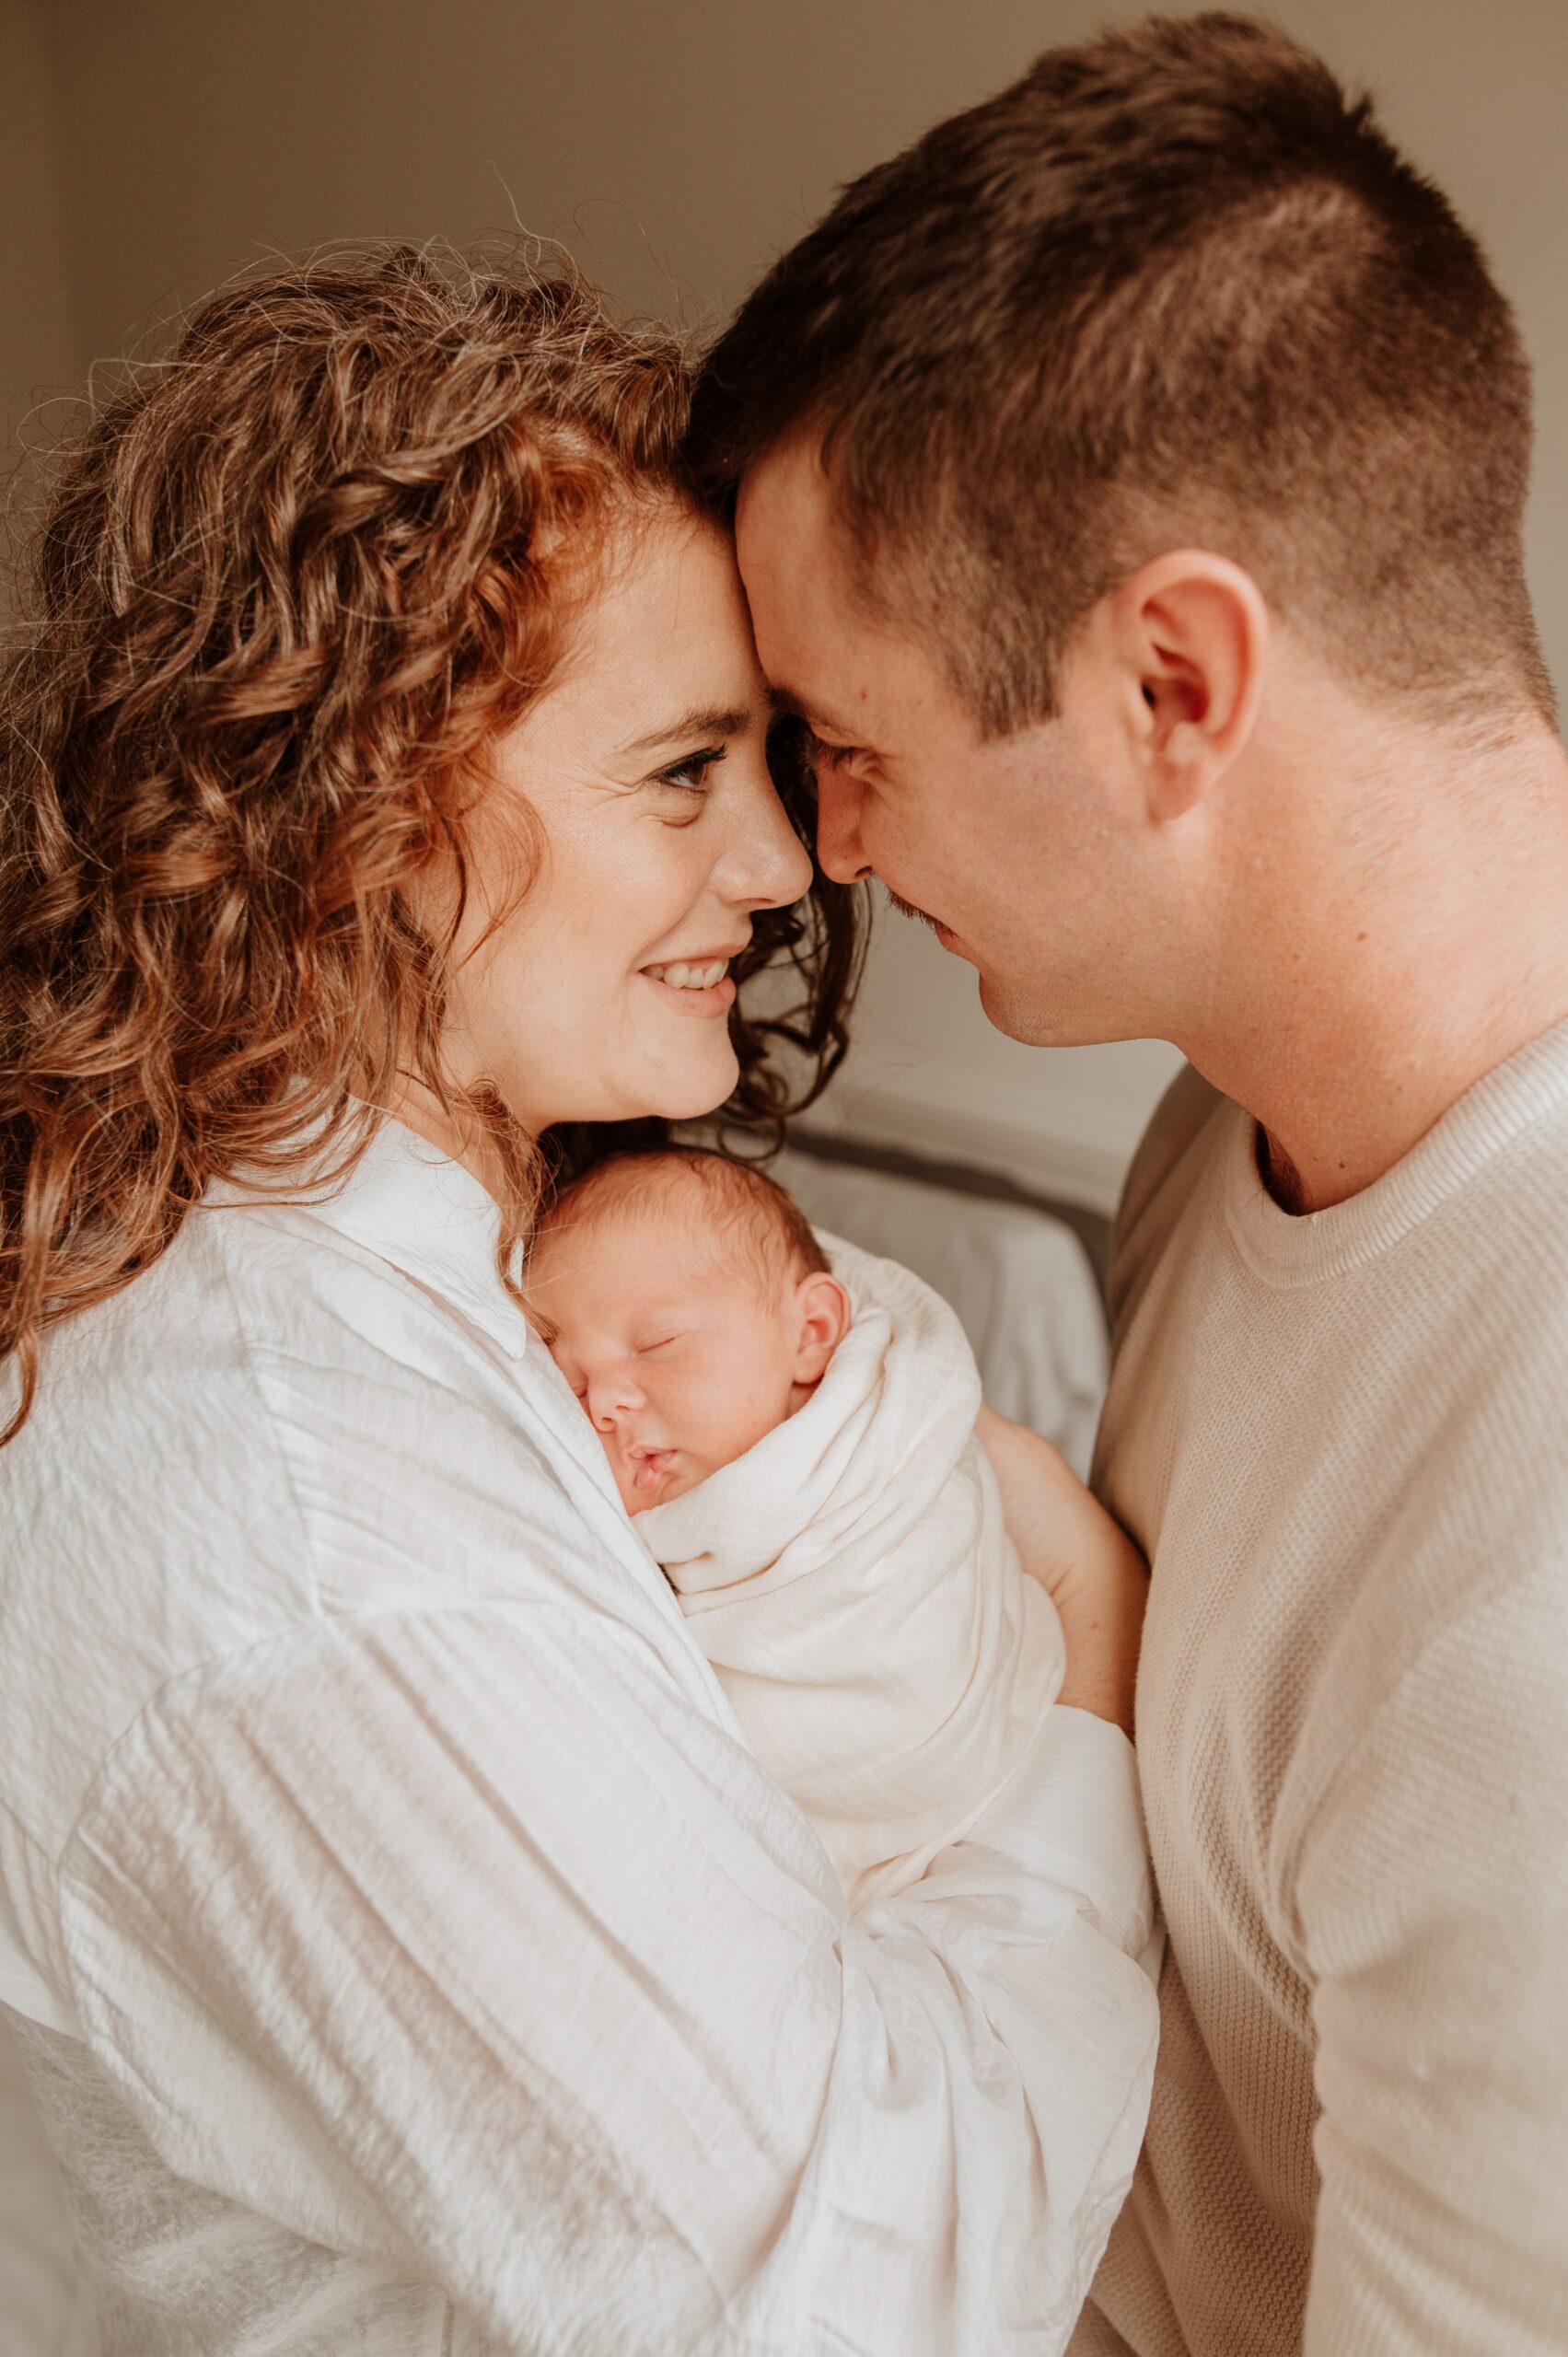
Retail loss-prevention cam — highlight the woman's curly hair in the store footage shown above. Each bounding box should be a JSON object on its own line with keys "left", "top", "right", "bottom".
{"left": 0, "top": 245, "right": 865, "bottom": 1440}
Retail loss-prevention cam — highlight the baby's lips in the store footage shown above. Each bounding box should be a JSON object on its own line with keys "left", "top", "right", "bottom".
{"left": 631, "top": 1447, "right": 675, "bottom": 1492}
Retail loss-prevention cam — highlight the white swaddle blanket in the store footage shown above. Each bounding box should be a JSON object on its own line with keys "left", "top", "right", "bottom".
{"left": 636, "top": 1233, "right": 1067, "bottom": 1909}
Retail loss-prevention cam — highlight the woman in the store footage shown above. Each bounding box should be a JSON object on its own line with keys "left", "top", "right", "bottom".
{"left": 0, "top": 250, "right": 1156, "bottom": 2354}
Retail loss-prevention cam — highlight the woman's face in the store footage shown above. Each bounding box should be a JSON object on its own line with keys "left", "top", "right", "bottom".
{"left": 436, "top": 504, "right": 813, "bottom": 1136}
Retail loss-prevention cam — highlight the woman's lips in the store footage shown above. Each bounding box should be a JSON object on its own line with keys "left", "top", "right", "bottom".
{"left": 637, "top": 963, "right": 738, "bottom": 1016}
{"left": 643, "top": 957, "right": 731, "bottom": 989}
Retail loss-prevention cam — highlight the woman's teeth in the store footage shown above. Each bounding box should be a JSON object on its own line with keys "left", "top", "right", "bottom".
{"left": 644, "top": 960, "right": 729, "bottom": 990}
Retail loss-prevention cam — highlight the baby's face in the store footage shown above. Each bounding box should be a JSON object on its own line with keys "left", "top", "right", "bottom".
{"left": 529, "top": 1216, "right": 816, "bottom": 1515}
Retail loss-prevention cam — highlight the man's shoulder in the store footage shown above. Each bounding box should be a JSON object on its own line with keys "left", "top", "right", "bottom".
{"left": 1106, "top": 1062, "right": 1231, "bottom": 1329}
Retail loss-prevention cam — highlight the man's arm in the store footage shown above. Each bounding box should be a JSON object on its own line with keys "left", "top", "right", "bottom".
{"left": 1299, "top": 1560, "right": 1568, "bottom": 2354}
{"left": 977, "top": 1403, "right": 1149, "bottom": 1739}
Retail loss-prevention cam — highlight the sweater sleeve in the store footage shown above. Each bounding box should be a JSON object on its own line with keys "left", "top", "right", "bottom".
{"left": 59, "top": 1596, "right": 1157, "bottom": 2357}
{"left": 1297, "top": 1550, "right": 1568, "bottom": 2356}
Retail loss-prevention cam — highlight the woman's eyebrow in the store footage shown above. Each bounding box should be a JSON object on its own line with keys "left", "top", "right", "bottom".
{"left": 615, "top": 704, "right": 753, "bottom": 757}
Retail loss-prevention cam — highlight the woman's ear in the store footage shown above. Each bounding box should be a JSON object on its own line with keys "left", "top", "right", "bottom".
{"left": 1101, "top": 550, "right": 1271, "bottom": 823}
{"left": 790, "top": 1272, "right": 852, "bottom": 1387}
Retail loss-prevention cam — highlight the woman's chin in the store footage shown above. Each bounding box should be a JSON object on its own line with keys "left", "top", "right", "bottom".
{"left": 650, "top": 1048, "right": 741, "bottom": 1122}
{"left": 534, "top": 1040, "right": 739, "bottom": 1131}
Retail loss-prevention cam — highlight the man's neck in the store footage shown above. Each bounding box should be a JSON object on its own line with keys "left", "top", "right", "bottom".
{"left": 1179, "top": 716, "right": 1568, "bottom": 1214}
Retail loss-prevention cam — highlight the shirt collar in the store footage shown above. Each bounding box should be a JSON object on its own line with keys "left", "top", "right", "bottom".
{"left": 285, "top": 1113, "right": 532, "bottom": 1360}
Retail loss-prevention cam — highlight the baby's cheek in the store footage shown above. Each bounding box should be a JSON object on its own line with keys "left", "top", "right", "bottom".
{"left": 716, "top": 1370, "right": 795, "bottom": 1461}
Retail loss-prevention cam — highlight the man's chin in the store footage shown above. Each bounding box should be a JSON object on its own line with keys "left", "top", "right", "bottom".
{"left": 975, "top": 965, "right": 1082, "bottom": 1048}
{"left": 975, "top": 965, "right": 1028, "bottom": 1036}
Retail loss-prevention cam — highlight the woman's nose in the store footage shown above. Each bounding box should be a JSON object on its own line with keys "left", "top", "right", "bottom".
{"left": 715, "top": 775, "right": 815, "bottom": 910}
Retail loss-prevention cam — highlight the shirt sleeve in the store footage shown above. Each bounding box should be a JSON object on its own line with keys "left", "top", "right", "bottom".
{"left": 1299, "top": 1561, "right": 1568, "bottom": 2356}
{"left": 60, "top": 1596, "right": 1157, "bottom": 2357}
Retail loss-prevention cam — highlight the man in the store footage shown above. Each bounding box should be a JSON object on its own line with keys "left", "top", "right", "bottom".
{"left": 689, "top": 13, "right": 1568, "bottom": 2354}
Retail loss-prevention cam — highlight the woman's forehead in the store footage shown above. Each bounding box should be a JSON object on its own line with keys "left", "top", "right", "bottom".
{"left": 546, "top": 510, "right": 765, "bottom": 729}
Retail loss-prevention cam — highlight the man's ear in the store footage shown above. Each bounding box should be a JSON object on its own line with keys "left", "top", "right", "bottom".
{"left": 1097, "top": 550, "right": 1270, "bottom": 822}
{"left": 791, "top": 1272, "right": 852, "bottom": 1386}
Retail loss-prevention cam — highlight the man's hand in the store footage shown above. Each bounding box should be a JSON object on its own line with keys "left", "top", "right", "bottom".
{"left": 975, "top": 1403, "right": 1148, "bottom": 1742}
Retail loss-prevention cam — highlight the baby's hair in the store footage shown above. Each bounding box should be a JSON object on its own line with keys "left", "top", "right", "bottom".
{"left": 532, "top": 1148, "right": 828, "bottom": 1310}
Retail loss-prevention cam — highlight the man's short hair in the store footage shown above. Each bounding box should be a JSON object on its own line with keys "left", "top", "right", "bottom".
{"left": 690, "top": 11, "right": 1553, "bottom": 736}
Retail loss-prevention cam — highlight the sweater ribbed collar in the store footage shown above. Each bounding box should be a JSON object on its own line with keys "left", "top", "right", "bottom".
{"left": 1223, "top": 1012, "right": 1568, "bottom": 1289}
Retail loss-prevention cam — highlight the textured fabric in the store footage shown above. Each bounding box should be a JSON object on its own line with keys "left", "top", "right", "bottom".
{"left": 1072, "top": 1021, "right": 1568, "bottom": 2357}
{"left": 1, "top": 1114, "right": 1158, "bottom": 2357}
{"left": 0, "top": 2009, "right": 83, "bottom": 2353}
{"left": 640, "top": 1233, "right": 1066, "bottom": 1908}
{"left": 773, "top": 1147, "right": 1109, "bottom": 1474}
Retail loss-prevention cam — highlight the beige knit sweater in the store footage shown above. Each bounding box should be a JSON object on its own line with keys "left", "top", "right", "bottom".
{"left": 1071, "top": 1023, "right": 1568, "bottom": 2357}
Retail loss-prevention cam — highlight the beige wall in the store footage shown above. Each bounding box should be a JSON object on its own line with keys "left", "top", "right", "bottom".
{"left": 7, "top": 0, "right": 1565, "bottom": 1204}
{"left": 0, "top": 0, "right": 81, "bottom": 621}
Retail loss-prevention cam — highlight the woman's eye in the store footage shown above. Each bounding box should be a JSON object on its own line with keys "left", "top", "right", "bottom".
{"left": 654, "top": 746, "right": 726, "bottom": 795}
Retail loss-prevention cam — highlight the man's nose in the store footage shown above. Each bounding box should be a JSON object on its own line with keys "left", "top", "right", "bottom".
{"left": 815, "top": 767, "right": 874, "bottom": 886}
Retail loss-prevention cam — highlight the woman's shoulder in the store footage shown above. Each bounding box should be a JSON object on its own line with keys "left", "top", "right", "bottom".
{"left": 2, "top": 1210, "right": 332, "bottom": 1888}
{"left": 7, "top": 1188, "right": 609, "bottom": 1613}
{"left": 2, "top": 1194, "right": 661, "bottom": 1865}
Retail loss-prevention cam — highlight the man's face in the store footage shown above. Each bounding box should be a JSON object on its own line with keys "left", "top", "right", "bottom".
{"left": 736, "top": 440, "right": 1154, "bottom": 1048}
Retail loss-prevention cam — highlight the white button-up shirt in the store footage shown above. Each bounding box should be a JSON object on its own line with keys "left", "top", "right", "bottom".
{"left": 0, "top": 1117, "right": 1157, "bottom": 2355}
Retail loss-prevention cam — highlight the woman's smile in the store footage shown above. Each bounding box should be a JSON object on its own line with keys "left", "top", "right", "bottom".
{"left": 637, "top": 945, "right": 747, "bottom": 1016}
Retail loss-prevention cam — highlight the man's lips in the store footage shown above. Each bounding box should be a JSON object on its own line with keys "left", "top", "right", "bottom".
{"left": 883, "top": 886, "right": 950, "bottom": 941}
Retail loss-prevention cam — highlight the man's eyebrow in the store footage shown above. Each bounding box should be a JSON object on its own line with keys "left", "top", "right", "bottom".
{"left": 615, "top": 704, "right": 754, "bottom": 758}
{"left": 768, "top": 683, "right": 852, "bottom": 737}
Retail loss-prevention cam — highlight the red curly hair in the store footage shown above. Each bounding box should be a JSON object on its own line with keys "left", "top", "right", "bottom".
{"left": 0, "top": 246, "right": 863, "bottom": 1440}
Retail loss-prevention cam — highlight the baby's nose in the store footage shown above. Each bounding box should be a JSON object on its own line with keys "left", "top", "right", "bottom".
{"left": 587, "top": 1366, "right": 645, "bottom": 1429}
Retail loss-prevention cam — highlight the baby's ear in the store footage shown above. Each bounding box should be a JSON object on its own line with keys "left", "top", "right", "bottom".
{"left": 791, "top": 1272, "right": 852, "bottom": 1384}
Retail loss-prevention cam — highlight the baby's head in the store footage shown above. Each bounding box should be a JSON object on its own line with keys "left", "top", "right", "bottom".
{"left": 528, "top": 1150, "right": 850, "bottom": 1515}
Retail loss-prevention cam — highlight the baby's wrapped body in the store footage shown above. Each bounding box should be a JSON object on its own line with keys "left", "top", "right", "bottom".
{"left": 637, "top": 1235, "right": 1067, "bottom": 1909}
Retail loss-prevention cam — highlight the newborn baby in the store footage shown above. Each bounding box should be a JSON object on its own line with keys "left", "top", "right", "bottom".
{"left": 528, "top": 1147, "right": 1072, "bottom": 1909}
